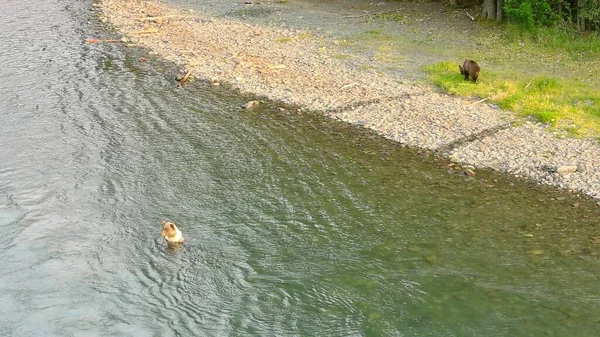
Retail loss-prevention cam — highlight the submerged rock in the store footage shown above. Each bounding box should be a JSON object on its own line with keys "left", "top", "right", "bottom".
{"left": 245, "top": 100, "right": 262, "bottom": 110}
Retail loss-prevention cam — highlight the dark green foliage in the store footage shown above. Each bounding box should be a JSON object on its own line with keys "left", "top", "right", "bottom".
{"left": 504, "top": 0, "right": 557, "bottom": 29}
{"left": 504, "top": 1, "right": 535, "bottom": 29}
{"left": 501, "top": 0, "right": 600, "bottom": 32}
{"left": 578, "top": 0, "right": 600, "bottom": 31}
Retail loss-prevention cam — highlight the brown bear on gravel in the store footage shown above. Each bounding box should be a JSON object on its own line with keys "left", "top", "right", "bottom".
{"left": 161, "top": 220, "right": 184, "bottom": 243}
{"left": 459, "top": 59, "right": 480, "bottom": 83}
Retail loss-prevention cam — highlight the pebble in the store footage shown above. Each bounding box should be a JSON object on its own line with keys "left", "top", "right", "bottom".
{"left": 556, "top": 165, "right": 578, "bottom": 175}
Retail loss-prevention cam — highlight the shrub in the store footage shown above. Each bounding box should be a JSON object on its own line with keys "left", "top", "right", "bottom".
{"left": 504, "top": 0, "right": 557, "bottom": 29}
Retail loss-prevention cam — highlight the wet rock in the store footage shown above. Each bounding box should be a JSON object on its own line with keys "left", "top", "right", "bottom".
{"left": 576, "top": 162, "right": 588, "bottom": 173}
{"left": 245, "top": 100, "right": 262, "bottom": 110}
{"left": 463, "top": 168, "right": 476, "bottom": 177}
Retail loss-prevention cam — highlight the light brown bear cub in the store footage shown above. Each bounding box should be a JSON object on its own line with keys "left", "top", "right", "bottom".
{"left": 161, "top": 220, "right": 184, "bottom": 243}
{"left": 459, "top": 59, "right": 480, "bottom": 83}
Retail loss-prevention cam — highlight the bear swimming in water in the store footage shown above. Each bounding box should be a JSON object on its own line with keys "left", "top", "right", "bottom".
{"left": 459, "top": 59, "right": 480, "bottom": 83}
{"left": 161, "top": 220, "right": 184, "bottom": 243}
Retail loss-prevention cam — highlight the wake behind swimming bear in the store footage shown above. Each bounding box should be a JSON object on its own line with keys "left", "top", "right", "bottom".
{"left": 161, "top": 220, "right": 184, "bottom": 243}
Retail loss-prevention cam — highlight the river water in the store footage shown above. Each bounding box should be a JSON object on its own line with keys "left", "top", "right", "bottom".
{"left": 1, "top": 0, "right": 599, "bottom": 336}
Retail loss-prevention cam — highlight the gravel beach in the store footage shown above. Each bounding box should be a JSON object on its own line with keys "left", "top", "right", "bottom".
{"left": 97, "top": 0, "right": 600, "bottom": 201}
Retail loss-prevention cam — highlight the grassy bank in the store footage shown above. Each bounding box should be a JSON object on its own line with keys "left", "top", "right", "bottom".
{"left": 423, "top": 25, "right": 600, "bottom": 138}
{"left": 424, "top": 59, "right": 600, "bottom": 137}
{"left": 335, "top": 3, "right": 600, "bottom": 138}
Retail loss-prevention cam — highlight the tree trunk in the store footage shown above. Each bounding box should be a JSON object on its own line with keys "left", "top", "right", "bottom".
{"left": 577, "top": 0, "right": 585, "bottom": 31}
{"left": 481, "top": 0, "right": 497, "bottom": 20}
{"left": 577, "top": 0, "right": 581, "bottom": 30}
{"left": 496, "top": 0, "right": 504, "bottom": 21}
{"left": 558, "top": 1, "right": 562, "bottom": 18}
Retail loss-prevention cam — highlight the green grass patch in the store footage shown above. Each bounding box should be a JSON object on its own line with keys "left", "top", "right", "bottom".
{"left": 337, "top": 6, "right": 600, "bottom": 137}
{"left": 275, "top": 37, "right": 294, "bottom": 43}
{"left": 374, "top": 45, "right": 406, "bottom": 63}
{"left": 332, "top": 54, "right": 352, "bottom": 60}
{"left": 423, "top": 61, "right": 600, "bottom": 137}
{"left": 368, "top": 11, "right": 410, "bottom": 24}
{"left": 360, "top": 29, "right": 394, "bottom": 41}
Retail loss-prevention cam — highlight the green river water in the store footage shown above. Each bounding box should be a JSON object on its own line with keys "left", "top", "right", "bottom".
{"left": 0, "top": 0, "right": 599, "bottom": 336}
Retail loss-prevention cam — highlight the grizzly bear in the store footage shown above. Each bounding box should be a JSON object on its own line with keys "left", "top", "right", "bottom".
{"left": 161, "top": 220, "right": 184, "bottom": 243}
{"left": 459, "top": 59, "right": 480, "bottom": 83}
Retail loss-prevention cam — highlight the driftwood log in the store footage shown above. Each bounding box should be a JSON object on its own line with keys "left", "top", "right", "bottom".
{"left": 466, "top": 11, "right": 481, "bottom": 22}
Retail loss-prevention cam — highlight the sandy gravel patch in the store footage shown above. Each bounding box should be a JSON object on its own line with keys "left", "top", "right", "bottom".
{"left": 331, "top": 94, "right": 511, "bottom": 150}
{"left": 98, "top": 0, "right": 414, "bottom": 111}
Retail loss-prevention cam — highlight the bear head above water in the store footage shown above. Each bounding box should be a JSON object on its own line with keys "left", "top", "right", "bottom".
{"left": 161, "top": 220, "right": 184, "bottom": 243}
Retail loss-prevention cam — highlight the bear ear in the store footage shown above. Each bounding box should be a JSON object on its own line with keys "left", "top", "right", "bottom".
{"left": 162, "top": 220, "right": 167, "bottom": 225}
{"left": 170, "top": 223, "right": 176, "bottom": 230}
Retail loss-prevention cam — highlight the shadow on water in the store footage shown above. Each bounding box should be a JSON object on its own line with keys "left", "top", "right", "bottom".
{"left": 0, "top": 0, "right": 599, "bottom": 336}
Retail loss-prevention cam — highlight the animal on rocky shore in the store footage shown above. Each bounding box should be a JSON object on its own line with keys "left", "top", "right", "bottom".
{"left": 459, "top": 59, "right": 480, "bottom": 83}
{"left": 161, "top": 220, "right": 184, "bottom": 243}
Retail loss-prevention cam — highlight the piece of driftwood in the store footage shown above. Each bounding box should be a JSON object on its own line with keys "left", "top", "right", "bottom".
{"left": 137, "top": 15, "right": 191, "bottom": 22}
{"left": 477, "top": 97, "right": 490, "bottom": 103}
{"left": 178, "top": 69, "right": 193, "bottom": 86}
{"left": 85, "top": 38, "right": 123, "bottom": 44}
{"left": 466, "top": 11, "right": 476, "bottom": 22}
{"left": 340, "top": 82, "right": 358, "bottom": 89}
{"left": 466, "top": 10, "right": 481, "bottom": 22}
{"left": 131, "top": 28, "right": 160, "bottom": 35}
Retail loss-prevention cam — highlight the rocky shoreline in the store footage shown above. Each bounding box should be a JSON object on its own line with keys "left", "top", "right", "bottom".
{"left": 96, "top": 0, "right": 600, "bottom": 201}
